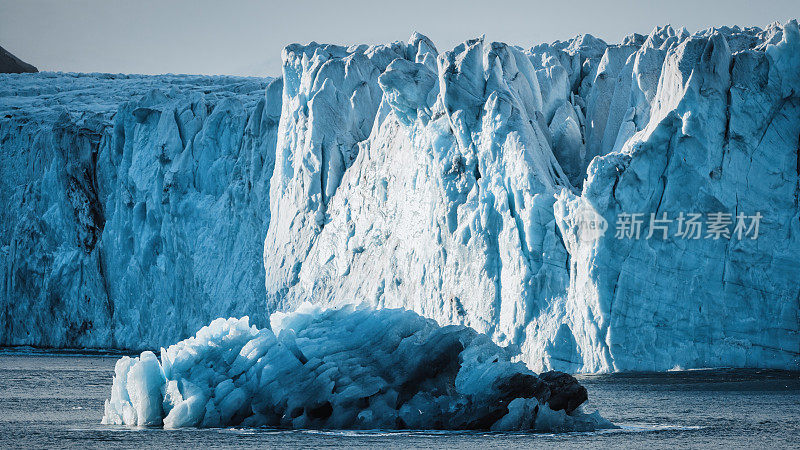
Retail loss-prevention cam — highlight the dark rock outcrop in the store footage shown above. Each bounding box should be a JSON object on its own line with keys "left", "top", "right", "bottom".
{"left": 0, "top": 45, "right": 37, "bottom": 73}
{"left": 539, "top": 371, "right": 589, "bottom": 413}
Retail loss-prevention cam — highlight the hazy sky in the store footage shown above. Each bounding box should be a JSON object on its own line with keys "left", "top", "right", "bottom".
{"left": 1, "top": 0, "right": 797, "bottom": 77}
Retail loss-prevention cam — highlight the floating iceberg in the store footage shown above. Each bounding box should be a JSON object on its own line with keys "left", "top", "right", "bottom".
{"left": 102, "top": 304, "right": 612, "bottom": 431}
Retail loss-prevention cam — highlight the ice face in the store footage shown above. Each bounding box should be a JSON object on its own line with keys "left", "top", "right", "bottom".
{"left": 265, "top": 22, "right": 800, "bottom": 372}
{"left": 0, "top": 74, "right": 281, "bottom": 348}
{"left": 102, "top": 304, "right": 613, "bottom": 431}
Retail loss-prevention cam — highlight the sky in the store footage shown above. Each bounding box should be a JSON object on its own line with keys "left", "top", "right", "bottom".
{"left": 0, "top": 0, "right": 797, "bottom": 77}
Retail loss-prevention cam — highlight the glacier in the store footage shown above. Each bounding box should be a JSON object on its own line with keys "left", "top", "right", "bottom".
{"left": 1, "top": 20, "right": 799, "bottom": 373}
{"left": 102, "top": 303, "right": 612, "bottom": 431}
{"left": 1, "top": 73, "right": 282, "bottom": 348}
{"left": 265, "top": 22, "right": 800, "bottom": 372}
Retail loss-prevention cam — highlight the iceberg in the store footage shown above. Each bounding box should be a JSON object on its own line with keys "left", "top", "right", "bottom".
{"left": 102, "top": 304, "right": 612, "bottom": 431}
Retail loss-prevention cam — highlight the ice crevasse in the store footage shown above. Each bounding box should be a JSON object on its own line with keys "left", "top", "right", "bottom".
{"left": 1, "top": 21, "right": 799, "bottom": 373}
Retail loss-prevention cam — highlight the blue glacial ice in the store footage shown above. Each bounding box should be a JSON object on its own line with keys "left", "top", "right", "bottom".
{"left": 102, "top": 303, "right": 612, "bottom": 431}
{"left": 1, "top": 21, "right": 799, "bottom": 374}
{"left": 0, "top": 74, "right": 282, "bottom": 348}
{"left": 264, "top": 22, "right": 800, "bottom": 372}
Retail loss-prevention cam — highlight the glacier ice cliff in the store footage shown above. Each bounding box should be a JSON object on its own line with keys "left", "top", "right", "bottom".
{"left": 264, "top": 22, "right": 800, "bottom": 372}
{"left": 1, "top": 73, "right": 282, "bottom": 348}
{"left": 2, "top": 21, "right": 799, "bottom": 372}
{"left": 102, "top": 304, "right": 612, "bottom": 431}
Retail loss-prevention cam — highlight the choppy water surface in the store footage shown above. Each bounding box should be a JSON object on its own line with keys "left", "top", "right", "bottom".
{"left": 0, "top": 350, "right": 797, "bottom": 448}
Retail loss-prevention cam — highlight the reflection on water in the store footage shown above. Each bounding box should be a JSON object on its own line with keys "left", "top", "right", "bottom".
{"left": 0, "top": 350, "right": 797, "bottom": 448}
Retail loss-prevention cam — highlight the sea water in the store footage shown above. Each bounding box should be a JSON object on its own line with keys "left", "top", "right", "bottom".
{"left": 0, "top": 350, "right": 797, "bottom": 448}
